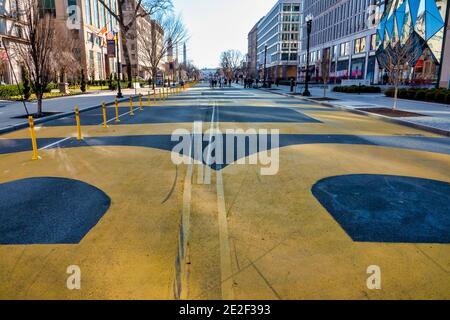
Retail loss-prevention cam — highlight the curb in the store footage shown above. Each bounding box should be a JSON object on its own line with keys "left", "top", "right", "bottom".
{"left": 259, "top": 88, "right": 450, "bottom": 137}
{"left": 0, "top": 96, "right": 134, "bottom": 135}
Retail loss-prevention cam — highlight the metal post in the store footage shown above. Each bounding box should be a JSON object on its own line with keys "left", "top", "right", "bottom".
{"left": 75, "top": 106, "right": 82, "bottom": 140}
{"left": 303, "top": 17, "right": 313, "bottom": 97}
{"left": 129, "top": 97, "right": 134, "bottom": 116}
{"left": 263, "top": 44, "right": 268, "bottom": 88}
{"left": 115, "top": 99, "right": 120, "bottom": 123}
{"left": 116, "top": 33, "right": 123, "bottom": 99}
{"left": 102, "top": 102, "right": 107, "bottom": 128}
{"left": 28, "top": 116, "right": 39, "bottom": 160}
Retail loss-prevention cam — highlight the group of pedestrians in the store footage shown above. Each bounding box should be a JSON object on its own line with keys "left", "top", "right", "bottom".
{"left": 210, "top": 78, "right": 233, "bottom": 88}
{"left": 243, "top": 78, "right": 259, "bottom": 88}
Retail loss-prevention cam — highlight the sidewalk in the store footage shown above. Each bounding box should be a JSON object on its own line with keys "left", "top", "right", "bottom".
{"left": 0, "top": 87, "right": 157, "bottom": 133}
{"left": 259, "top": 84, "right": 450, "bottom": 136}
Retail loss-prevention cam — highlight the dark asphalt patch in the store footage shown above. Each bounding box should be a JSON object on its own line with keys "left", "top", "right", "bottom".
{"left": 0, "top": 177, "right": 111, "bottom": 245}
{"left": 41, "top": 105, "right": 321, "bottom": 126}
{"left": 1, "top": 134, "right": 449, "bottom": 166}
{"left": 312, "top": 174, "right": 450, "bottom": 243}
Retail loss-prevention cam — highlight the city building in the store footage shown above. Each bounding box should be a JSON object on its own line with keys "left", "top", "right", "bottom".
{"left": 247, "top": 18, "right": 263, "bottom": 79}
{"left": 256, "top": 0, "right": 302, "bottom": 82}
{"left": 121, "top": 0, "right": 161, "bottom": 81}
{"left": 439, "top": 4, "right": 450, "bottom": 88}
{"left": 0, "top": 0, "right": 121, "bottom": 84}
{"left": 298, "top": 0, "right": 380, "bottom": 85}
{"left": 376, "top": 0, "right": 449, "bottom": 86}
{"left": 0, "top": 0, "right": 27, "bottom": 84}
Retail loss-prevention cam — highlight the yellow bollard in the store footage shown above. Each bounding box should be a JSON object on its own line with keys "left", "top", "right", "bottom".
{"left": 75, "top": 106, "right": 82, "bottom": 141}
{"left": 102, "top": 102, "right": 107, "bottom": 128}
{"left": 139, "top": 94, "right": 143, "bottom": 111}
{"left": 115, "top": 99, "right": 120, "bottom": 123}
{"left": 153, "top": 89, "right": 157, "bottom": 104}
{"left": 148, "top": 91, "right": 151, "bottom": 105}
{"left": 159, "top": 88, "right": 162, "bottom": 101}
{"left": 129, "top": 97, "right": 134, "bottom": 116}
{"left": 28, "top": 116, "right": 39, "bottom": 160}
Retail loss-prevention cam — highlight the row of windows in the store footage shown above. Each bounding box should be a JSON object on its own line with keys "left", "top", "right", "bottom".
{"left": 84, "top": 0, "right": 117, "bottom": 30}
{"left": 302, "top": 0, "right": 377, "bottom": 49}
{"left": 300, "top": 34, "right": 377, "bottom": 64}
{"left": 282, "top": 4, "right": 301, "bottom": 12}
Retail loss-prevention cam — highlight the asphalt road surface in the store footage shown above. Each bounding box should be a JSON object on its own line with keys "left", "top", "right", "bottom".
{"left": 0, "top": 83, "right": 449, "bottom": 299}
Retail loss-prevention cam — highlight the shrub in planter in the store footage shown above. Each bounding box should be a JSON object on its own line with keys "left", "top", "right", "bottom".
{"left": 415, "top": 90, "right": 427, "bottom": 100}
{"left": 435, "top": 91, "right": 447, "bottom": 103}
{"left": 397, "top": 88, "right": 408, "bottom": 99}
{"left": 446, "top": 93, "right": 450, "bottom": 105}
{"left": 384, "top": 88, "right": 395, "bottom": 97}
{"left": 425, "top": 90, "right": 436, "bottom": 102}
{"left": 406, "top": 89, "right": 417, "bottom": 99}
{"left": 0, "top": 84, "right": 24, "bottom": 97}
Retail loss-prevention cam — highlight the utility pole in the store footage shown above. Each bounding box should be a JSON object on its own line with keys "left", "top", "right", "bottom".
{"left": 263, "top": 44, "right": 268, "bottom": 87}
{"left": 303, "top": 14, "right": 313, "bottom": 97}
{"left": 115, "top": 31, "right": 123, "bottom": 98}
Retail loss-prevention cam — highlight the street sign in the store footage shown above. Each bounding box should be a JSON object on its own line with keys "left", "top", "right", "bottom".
{"left": 107, "top": 40, "right": 116, "bottom": 58}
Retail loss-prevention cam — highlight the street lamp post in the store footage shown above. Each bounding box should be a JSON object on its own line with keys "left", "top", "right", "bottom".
{"left": 303, "top": 14, "right": 313, "bottom": 97}
{"left": 263, "top": 44, "right": 268, "bottom": 87}
{"left": 115, "top": 32, "right": 123, "bottom": 98}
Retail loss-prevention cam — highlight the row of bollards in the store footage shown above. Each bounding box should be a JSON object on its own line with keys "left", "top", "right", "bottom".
{"left": 27, "top": 82, "right": 196, "bottom": 160}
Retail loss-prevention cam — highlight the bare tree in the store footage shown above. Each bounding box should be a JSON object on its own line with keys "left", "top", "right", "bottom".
{"left": 12, "top": 0, "right": 56, "bottom": 117}
{"left": 321, "top": 54, "right": 330, "bottom": 98}
{"left": 220, "top": 50, "right": 243, "bottom": 79}
{"left": 51, "top": 26, "right": 80, "bottom": 91}
{"left": 0, "top": 60, "right": 6, "bottom": 82}
{"left": 98, "top": 0, "right": 173, "bottom": 88}
{"left": 138, "top": 13, "right": 188, "bottom": 90}
{"left": 377, "top": 34, "right": 423, "bottom": 110}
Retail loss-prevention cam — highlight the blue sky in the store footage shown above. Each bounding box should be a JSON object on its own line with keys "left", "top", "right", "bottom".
{"left": 173, "top": 0, "right": 276, "bottom": 68}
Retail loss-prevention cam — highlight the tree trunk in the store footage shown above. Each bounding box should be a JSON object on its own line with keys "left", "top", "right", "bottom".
{"left": 120, "top": 34, "right": 133, "bottom": 89}
{"left": 152, "top": 67, "right": 158, "bottom": 91}
{"left": 393, "top": 85, "right": 398, "bottom": 110}
{"left": 37, "top": 93, "right": 43, "bottom": 117}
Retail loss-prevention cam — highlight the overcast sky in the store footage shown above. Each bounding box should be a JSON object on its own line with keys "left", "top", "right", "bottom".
{"left": 172, "top": 0, "right": 276, "bottom": 69}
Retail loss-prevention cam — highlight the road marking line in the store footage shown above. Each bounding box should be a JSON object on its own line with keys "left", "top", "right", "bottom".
{"left": 174, "top": 126, "right": 194, "bottom": 300}
{"left": 213, "top": 101, "right": 234, "bottom": 300}
{"left": 203, "top": 101, "right": 216, "bottom": 185}
{"left": 216, "top": 169, "right": 235, "bottom": 300}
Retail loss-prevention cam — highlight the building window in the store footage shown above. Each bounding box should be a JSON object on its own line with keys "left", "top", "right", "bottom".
{"left": 85, "top": 0, "right": 92, "bottom": 25}
{"left": 354, "top": 37, "right": 366, "bottom": 54}
{"left": 370, "top": 34, "right": 377, "bottom": 51}
{"left": 283, "top": 5, "right": 291, "bottom": 12}
{"left": 93, "top": 0, "right": 100, "bottom": 28}
{"left": 340, "top": 42, "right": 350, "bottom": 57}
{"left": 42, "top": 0, "right": 56, "bottom": 16}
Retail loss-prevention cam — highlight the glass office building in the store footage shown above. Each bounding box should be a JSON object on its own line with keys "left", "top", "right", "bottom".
{"left": 376, "top": 0, "right": 449, "bottom": 85}
{"left": 256, "top": 0, "right": 302, "bottom": 81}
{"left": 298, "top": 0, "right": 381, "bottom": 84}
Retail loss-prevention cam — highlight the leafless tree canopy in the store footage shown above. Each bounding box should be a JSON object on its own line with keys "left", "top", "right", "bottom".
{"left": 52, "top": 27, "right": 80, "bottom": 83}
{"left": 220, "top": 50, "right": 243, "bottom": 79}
{"left": 98, "top": 0, "right": 174, "bottom": 87}
{"left": 377, "top": 34, "right": 423, "bottom": 109}
{"left": 138, "top": 13, "right": 188, "bottom": 88}
{"left": 12, "top": 0, "right": 56, "bottom": 115}
{"left": 321, "top": 53, "right": 330, "bottom": 97}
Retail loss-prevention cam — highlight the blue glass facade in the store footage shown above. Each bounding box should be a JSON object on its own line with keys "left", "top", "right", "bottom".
{"left": 376, "top": 0, "right": 449, "bottom": 82}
